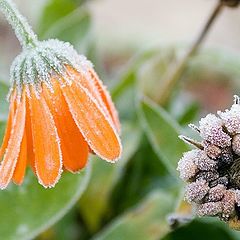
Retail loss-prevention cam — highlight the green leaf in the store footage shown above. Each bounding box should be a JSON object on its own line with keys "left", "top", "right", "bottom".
{"left": 163, "top": 219, "right": 236, "bottom": 240}
{"left": 38, "top": 0, "right": 86, "bottom": 36}
{"left": 93, "top": 190, "right": 174, "bottom": 240}
{"left": 0, "top": 166, "right": 90, "bottom": 240}
{"left": 79, "top": 122, "right": 142, "bottom": 232}
{"left": 138, "top": 97, "right": 189, "bottom": 175}
{"left": 42, "top": 7, "right": 91, "bottom": 48}
{"left": 111, "top": 48, "right": 161, "bottom": 100}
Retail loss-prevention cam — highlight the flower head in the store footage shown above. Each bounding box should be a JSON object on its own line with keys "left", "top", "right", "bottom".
{"left": 178, "top": 96, "right": 240, "bottom": 226}
{"left": 0, "top": 39, "right": 122, "bottom": 189}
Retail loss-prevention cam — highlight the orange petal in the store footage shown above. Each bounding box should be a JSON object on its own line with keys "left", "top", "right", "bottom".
{"left": 12, "top": 129, "right": 27, "bottom": 185}
{"left": 29, "top": 89, "right": 62, "bottom": 188}
{"left": 0, "top": 92, "right": 16, "bottom": 159}
{"left": 25, "top": 97, "right": 36, "bottom": 173}
{"left": 90, "top": 70, "right": 121, "bottom": 133}
{"left": 66, "top": 67, "right": 119, "bottom": 131}
{"left": 62, "top": 81, "right": 122, "bottom": 162}
{"left": 0, "top": 93, "right": 26, "bottom": 189}
{"left": 43, "top": 80, "right": 89, "bottom": 173}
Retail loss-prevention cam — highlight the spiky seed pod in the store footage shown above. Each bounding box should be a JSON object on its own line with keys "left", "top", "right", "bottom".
{"left": 235, "top": 190, "right": 240, "bottom": 207}
{"left": 177, "top": 96, "right": 240, "bottom": 226}
{"left": 185, "top": 180, "right": 209, "bottom": 203}
{"left": 177, "top": 150, "right": 199, "bottom": 181}
{"left": 232, "top": 134, "right": 240, "bottom": 156}
{"left": 199, "top": 114, "right": 231, "bottom": 148}
{"left": 218, "top": 147, "right": 233, "bottom": 168}
{"left": 218, "top": 100, "right": 240, "bottom": 135}
{"left": 207, "top": 184, "right": 226, "bottom": 202}
{"left": 209, "top": 176, "right": 229, "bottom": 188}
{"left": 204, "top": 142, "right": 221, "bottom": 159}
{"left": 228, "top": 158, "right": 240, "bottom": 188}
{"left": 196, "top": 171, "right": 219, "bottom": 182}
{"left": 222, "top": 190, "right": 236, "bottom": 219}
{"left": 194, "top": 151, "right": 217, "bottom": 171}
{"left": 197, "top": 202, "right": 222, "bottom": 217}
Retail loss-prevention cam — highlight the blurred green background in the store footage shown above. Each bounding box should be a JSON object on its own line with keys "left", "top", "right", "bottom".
{"left": 1, "top": 0, "right": 240, "bottom": 239}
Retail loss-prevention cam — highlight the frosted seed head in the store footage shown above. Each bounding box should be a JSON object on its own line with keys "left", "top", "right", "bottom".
{"left": 199, "top": 114, "right": 231, "bottom": 148}
{"left": 204, "top": 142, "right": 221, "bottom": 159}
{"left": 207, "top": 184, "right": 226, "bottom": 202}
{"left": 197, "top": 202, "right": 222, "bottom": 217}
{"left": 185, "top": 180, "right": 209, "bottom": 203}
{"left": 194, "top": 150, "right": 217, "bottom": 171}
{"left": 232, "top": 134, "right": 240, "bottom": 156}
{"left": 9, "top": 39, "right": 93, "bottom": 96}
{"left": 177, "top": 150, "right": 199, "bottom": 181}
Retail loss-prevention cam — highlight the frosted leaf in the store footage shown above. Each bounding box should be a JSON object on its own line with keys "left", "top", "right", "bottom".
{"left": 207, "top": 184, "right": 226, "bottom": 202}
{"left": 197, "top": 202, "right": 222, "bottom": 216}
{"left": 185, "top": 180, "right": 209, "bottom": 203}
{"left": 199, "top": 114, "right": 231, "bottom": 147}
{"left": 232, "top": 134, "right": 240, "bottom": 156}
{"left": 218, "top": 100, "right": 240, "bottom": 134}
{"left": 177, "top": 150, "right": 199, "bottom": 181}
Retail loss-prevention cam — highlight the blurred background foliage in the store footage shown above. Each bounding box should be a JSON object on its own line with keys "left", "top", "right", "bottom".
{"left": 0, "top": 0, "right": 240, "bottom": 239}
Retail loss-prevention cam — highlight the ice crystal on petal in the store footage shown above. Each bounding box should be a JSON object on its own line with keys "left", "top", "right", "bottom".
{"left": 199, "top": 114, "right": 231, "bottom": 147}
{"left": 177, "top": 150, "right": 198, "bottom": 181}
{"left": 10, "top": 39, "right": 93, "bottom": 96}
{"left": 185, "top": 180, "right": 209, "bottom": 203}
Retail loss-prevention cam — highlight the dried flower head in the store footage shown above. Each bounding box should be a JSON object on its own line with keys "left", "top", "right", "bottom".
{"left": 178, "top": 96, "right": 240, "bottom": 225}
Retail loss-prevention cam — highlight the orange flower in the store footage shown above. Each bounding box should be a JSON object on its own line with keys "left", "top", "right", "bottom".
{"left": 0, "top": 40, "right": 122, "bottom": 189}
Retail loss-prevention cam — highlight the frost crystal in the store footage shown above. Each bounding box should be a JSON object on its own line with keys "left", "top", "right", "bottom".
{"left": 185, "top": 180, "right": 209, "bottom": 203}
{"left": 194, "top": 151, "right": 217, "bottom": 171}
{"left": 232, "top": 134, "right": 240, "bottom": 156}
{"left": 199, "top": 114, "right": 231, "bottom": 147}
{"left": 197, "top": 202, "right": 222, "bottom": 216}
{"left": 204, "top": 142, "right": 221, "bottom": 159}
{"left": 207, "top": 184, "right": 225, "bottom": 202}
{"left": 177, "top": 150, "right": 198, "bottom": 181}
{"left": 218, "top": 101, "right": 240, "bottom": 135}
{"left": 177, "top": 96, "right": 240, "bottom": 224}
{"left": 10, "top": 39, "right": 93, "bottom": 96}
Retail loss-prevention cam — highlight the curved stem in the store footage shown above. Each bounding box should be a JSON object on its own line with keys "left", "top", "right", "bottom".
{"left": 0, "top": 0, "right": 38, "bottom": 48}
{"left": 157, "top": 1, "right": 224, "bottom": 105}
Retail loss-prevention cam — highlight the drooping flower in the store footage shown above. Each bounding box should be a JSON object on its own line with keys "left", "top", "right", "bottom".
{"left": 178, "top": 96, "right": 240, "bottom": 228}
{"left": 0, "top": 1, "right": 122, "bottom": 189}
{"left": 0, "top": 40, "right": 122, "bottom": 189}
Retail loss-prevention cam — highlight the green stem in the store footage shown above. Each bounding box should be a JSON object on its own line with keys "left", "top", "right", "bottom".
{"left": 0, "top": 0, "right": 38, "bottom": 48}
{"left": 157, "top": 1, "right": 224, "bottom": 105}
